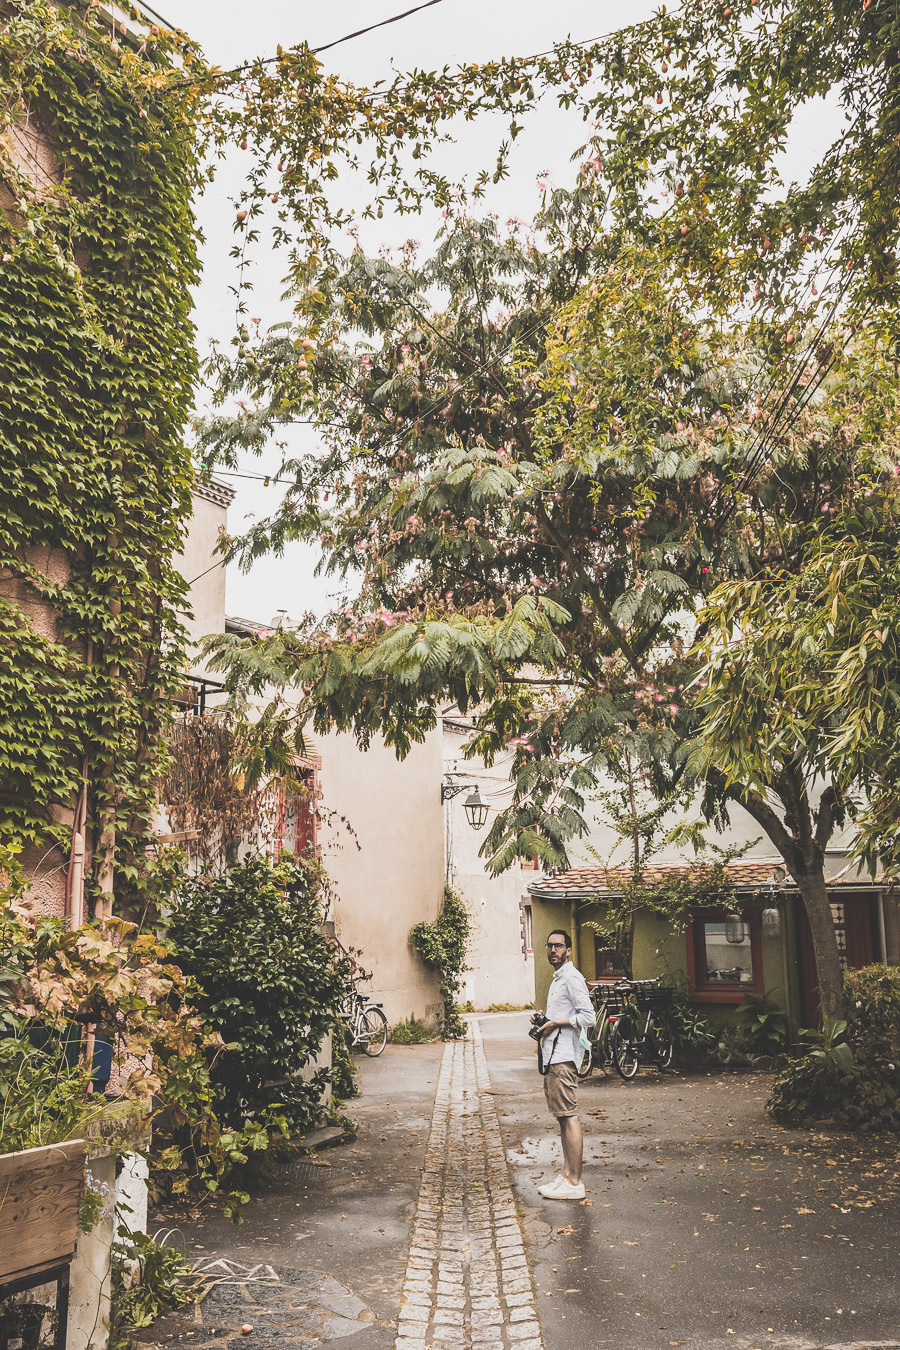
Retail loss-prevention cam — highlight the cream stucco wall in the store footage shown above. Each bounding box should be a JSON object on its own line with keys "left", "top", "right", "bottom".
{"left": 317, "top": 729, "right": 445, "bottom": 1027}
{"left": 443, "top": 725, "right": 535, "bottom": 1009}
{"left": 173, "top": 484, "right": 232, "bottom": 679}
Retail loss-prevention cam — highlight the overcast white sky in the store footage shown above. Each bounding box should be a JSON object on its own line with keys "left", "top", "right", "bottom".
{"left": 167, "top": 1, "right": 842, "bottom": 626}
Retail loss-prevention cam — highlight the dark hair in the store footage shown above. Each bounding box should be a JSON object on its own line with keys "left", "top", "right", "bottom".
{"left": 547, "top": 929, "right": 572, "bottom": 949}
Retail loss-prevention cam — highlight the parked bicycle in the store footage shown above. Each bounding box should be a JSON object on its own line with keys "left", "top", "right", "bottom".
{"left": 340, "top": 968, "right": 389, "bottom": 1057}
{"left": 576, "top": 981, "right": 638, "bottom": 1081}
{"left": 609, "top": 979, "right": 675, "bottom": 1078}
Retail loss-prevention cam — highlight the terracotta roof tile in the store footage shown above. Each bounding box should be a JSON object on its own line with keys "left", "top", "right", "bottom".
{"left": 528, "top": 860, "right": 883, "bottom": 900}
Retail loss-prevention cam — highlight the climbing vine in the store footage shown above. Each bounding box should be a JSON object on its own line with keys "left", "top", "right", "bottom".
{"left": 0, "top": 2, "right": 203, "bottom": 901}
{"left": 410, "top": 886, "right": 471, "bottom": 1039}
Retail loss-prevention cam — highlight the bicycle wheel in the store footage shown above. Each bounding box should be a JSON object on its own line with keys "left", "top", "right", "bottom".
{"left": 610, "top": 1018, "right": 639, "bottom": 1080}
{"left": 596, "top": 1020, "right": 613, "bottom": 1072}
{"left": 575, "top": 1038, "right": 594, "bottom": 1079}
{"left": 648, "top": 1023, "right": 674, "bottom": 1070}
{"left": 361, "top": 1005, "right": 388, "bottom": 1057}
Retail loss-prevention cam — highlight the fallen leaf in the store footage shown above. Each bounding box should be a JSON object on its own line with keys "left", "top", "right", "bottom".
{"left": 580, "top": 1199, "right": 594, "bottom": 1207}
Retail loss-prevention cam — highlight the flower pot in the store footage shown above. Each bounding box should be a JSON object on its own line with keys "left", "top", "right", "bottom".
{"left": 0, "top": 1139, "right": 86, "bottom": 1283}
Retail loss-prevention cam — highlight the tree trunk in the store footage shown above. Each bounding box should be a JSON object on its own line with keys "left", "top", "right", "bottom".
{"left": 712, "top": 772, "right": 846, "bottom": 1024}
{"left": 794, "top": 870, "right": 845, "bottom": 1021}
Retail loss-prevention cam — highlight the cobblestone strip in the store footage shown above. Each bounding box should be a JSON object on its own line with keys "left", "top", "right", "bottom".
{"left": 395, "top": 1022, "right": 543, "bottom": 1350}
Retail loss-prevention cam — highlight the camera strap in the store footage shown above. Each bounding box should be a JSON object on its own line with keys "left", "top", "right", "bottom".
{"left": 537, "top": 1028, "right": 562, "bottom": 1077}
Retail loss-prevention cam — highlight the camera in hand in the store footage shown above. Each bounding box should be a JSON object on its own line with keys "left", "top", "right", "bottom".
{"left": 528, "top": 1012, "right": 549, "bottom": 1041}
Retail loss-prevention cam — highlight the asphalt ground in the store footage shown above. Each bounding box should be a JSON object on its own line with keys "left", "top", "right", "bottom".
{"left": 138, "top": 1017, "right": 900, "bottom": 1350}
{"left": 482, "top": 1011, "right": 900, "bottom": 1350}
{"left": 136, "top": 1040, "right": 443, "bottom": 1348}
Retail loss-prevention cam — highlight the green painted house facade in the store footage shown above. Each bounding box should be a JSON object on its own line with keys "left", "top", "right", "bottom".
{"left": 528, "top": 861, "right": 900, "bottom": 1034}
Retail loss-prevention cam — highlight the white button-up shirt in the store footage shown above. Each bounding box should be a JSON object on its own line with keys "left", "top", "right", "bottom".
{"left": 544, "top": 960, "right": 595, "bottom": 1066}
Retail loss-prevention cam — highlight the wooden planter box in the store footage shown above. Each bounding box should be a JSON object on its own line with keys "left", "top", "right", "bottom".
{"left": 0, "top": 1140, "right": 86, "bottom": 1284}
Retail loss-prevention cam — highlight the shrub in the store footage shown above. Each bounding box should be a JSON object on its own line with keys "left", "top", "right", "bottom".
{"left": 111, "top": 1232, "right": 193, "bottom": 1330}
{"left": 0, "top": 1027, "right": 101, "bottom": 1153}
{"left": 835, "top": 965, "right": 900, "bottom": 1131}
{"left": 737, "top": 993, "right": 790, "bottom": 1056}
{"left": 768, "top": 972, "right": 900, "bottom": 1131}
{"left": 166, "top": 853, "right": 352, "bottom": 1135}
{"left": 391, "top": 1015, "right": 434, "bottom": 1045}
{"left": 330, "top": 1019, "right": 360, "bottom": 1101}
{"left": 409, "top": 886, "right": 470, "bottom": 1038}
{"left": 664, "top": 995, "right": 719, "bottom": 1064}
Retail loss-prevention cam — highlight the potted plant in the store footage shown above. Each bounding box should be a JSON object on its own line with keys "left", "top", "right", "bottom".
{"left": 0, "top": 1026, "right": 102, "bottom": 1282}
{"left": 0, "top": 1137, "right": 86, "bottom": 1283}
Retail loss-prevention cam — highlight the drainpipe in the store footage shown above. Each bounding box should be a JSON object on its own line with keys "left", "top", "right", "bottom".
{"left": 876, "top": 892, "right": 888, "bottom": 963}
{"left": 94, "top": 655, "right": 119, "bottom": 921}
{"left": 65, "top": 642, "right": 92, "bottom": 925}
{"left": 780, "top": 898, "right": 794, "bottom": 1036}
{"left": 69, "top": 832, "right": 86, "bottom": 928}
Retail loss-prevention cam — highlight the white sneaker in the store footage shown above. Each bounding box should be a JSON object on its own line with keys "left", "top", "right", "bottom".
{"left": 542, "top": 1178, "right": 585, "bottom": 1201}
{"left": 537, "top": 1174, "right": 566, "bottom": 1198}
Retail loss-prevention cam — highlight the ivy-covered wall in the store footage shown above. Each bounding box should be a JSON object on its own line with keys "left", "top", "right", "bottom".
{"left": 0, "top": 0, "right": 203, "bottom": 913}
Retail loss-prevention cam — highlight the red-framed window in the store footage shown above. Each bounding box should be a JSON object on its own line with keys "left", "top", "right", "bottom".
{"left": 686, "top": 906, "right": 764, "bottom": 1003}
{"left": 593, "top": 934, "right": 627, "bottom": 979}
{"left": 274, "top": 768, "right": 317, "bottom": 861}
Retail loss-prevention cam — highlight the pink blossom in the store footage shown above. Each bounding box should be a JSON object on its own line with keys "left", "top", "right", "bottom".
{"left": 251, "top": 316, "right": 261, "bottom": 324}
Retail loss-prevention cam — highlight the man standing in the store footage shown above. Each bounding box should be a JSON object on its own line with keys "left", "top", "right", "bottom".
{"left": 532, "top": 929, "right": 595, "bottom": 1201}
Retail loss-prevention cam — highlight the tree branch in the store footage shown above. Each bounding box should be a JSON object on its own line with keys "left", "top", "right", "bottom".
{"left": 534, "top": 502, "right": 642, "bottom": 671}
{"left": 705, "top": 766, "right": 798, "bottom": 868}
{"left": 814, "top": 784, "right": 837, "bottom": 854}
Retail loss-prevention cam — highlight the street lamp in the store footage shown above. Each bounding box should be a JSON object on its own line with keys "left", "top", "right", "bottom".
{"left": 441, "top": 778, "right": 490, "bottom": 830}
{"left": 463, "top": 788, "right": 489, "bottom": 832}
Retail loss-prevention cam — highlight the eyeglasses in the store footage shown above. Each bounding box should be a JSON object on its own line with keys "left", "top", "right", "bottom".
{"left": 545, "top": 942, "right": 567, "bottom": 950}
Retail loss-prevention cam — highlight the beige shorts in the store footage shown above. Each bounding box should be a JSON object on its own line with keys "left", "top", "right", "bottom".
{"left": 542, "top": 1061, "right": 578, "bottom": 1118}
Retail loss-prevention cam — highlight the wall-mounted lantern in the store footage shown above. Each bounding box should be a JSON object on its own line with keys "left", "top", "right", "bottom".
{"left": 725, "top": 911, "right": 747, "bottom": 944}
{"left": 463, "top": 788, "right": 489, "bottom": 832}
{"left": 441, "top": 778, "right": 490, "bottom": 830}
{"left": 762, "top": 906, "right": 782, "bottom": 938}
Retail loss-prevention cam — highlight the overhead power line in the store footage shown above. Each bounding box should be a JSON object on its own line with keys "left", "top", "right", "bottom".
{"left": 314, "top": 0, "right": 446, "bottom": 55}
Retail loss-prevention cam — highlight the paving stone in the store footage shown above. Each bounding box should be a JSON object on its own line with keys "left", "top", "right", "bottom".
{"left": 392, "top": 1024, "right": 543, "bottom": 1350}
{"left": 320, "top": 1317, "right": 369, "bottom": 1341}
{"left": 506, "top": 1322, "right": 541, "bottom": 1341}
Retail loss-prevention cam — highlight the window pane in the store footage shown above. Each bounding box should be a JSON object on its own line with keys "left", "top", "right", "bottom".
{"left": 703, "top": 920, "right": 753, "bottom": 984}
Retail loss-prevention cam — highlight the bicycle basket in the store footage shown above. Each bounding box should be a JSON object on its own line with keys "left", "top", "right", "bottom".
{"left": 632, "top": 983, "right": 676, "bottom": 1012}
{"left": 595, "top": 984, "right": 631, "bottom": 1015}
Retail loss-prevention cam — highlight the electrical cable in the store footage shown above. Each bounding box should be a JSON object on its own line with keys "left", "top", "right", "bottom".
{"left": 185, "top": 558, "right": 227, "bottom": 586}
{"left": 315, "top": 0, "right": 446, "bottom": 54}
{"left": 173, "top": 0, "right": 693, "bottom": 95}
